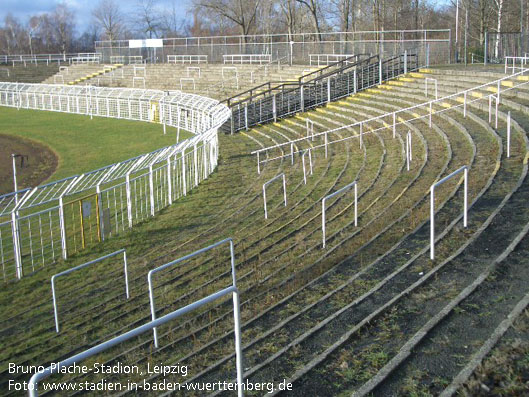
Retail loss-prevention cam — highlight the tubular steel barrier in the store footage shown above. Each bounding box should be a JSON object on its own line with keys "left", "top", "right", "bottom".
{"left": 250, "top": 65, "right": 529, "bottom": 169}
{"left": 504, "top": 56, "right": 529, "bottom": 74}
{"left": 430, "top": 166, "right": 468, "bottom": 260}
{"left": 322, "top": 181, "right": 358, "bottom": 249}
{"left": 167, "top": 54, "right": 208, "bottom": 64}
{"left": 52, "top": 249, "right": 128, "bottom": 333}
{"left": 425, "top": 77, "right": 438, "bottom": 99}
{"left": 263, "top": 173, "right": 287, "bottom": 219}
{"left": 301, "top": 149, "right": 313, "bottom": 184}
{"left": 226, "top": 51, "right": 418, "bottom": 133}
{"left": 29, "top": 256, "right": 244, "bottom": 396}
{"left": 0, "top": 82, "right": 229, "bottom": 282}
{"left": 406, "top": 131, "right": 412, "bottom": 171}
{"left": 223, "top": 54, "right": 271, "bottom": 64}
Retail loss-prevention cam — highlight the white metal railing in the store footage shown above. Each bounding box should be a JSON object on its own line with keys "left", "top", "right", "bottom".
{"left": 430, "top": 166, "right": 468, "bottom": 260}
{"left": 0, "top": 82, "right": 230, "bottom": 281}
{"left": 167, "top": 55, "right": 208, "bottom": 64}
{"left": 223, "top": 54, "right": 272, "bottom": 64}
{"left": 187, "top": 66, "right": 201, "bottom": 77}
{"left": 250, "top": 66, "right": 529, "bottom": 170}
{"left": 110, "top": 55, "right": 126, "bottom": 64}
{"left": 406, "top": 131, "right": 412, "bottom": 171}
{"left": 504, "top": 56, "right": 529, "bottom": 74}
{"left": 263, "top": 173, "right": 287, "bottom": 219}
{"left": 322, "top": 181, "right": 358, "bottom": 248}
{"left": 180, "top": 77, "right": 196, "bottom": 91}
{"left": 309, "top": 54, "right": 356, "bottom": 66}
{"left": 70, "top": 53, "right": 102, "bottom": 65}
{"left": 301, "top": 149, "right": 313, "bottom": 184}
{"left": 425, "top": 77, "right": 438, "bottom": 99}
{"left": 29, "top": 240, "right": 243, "bottom": 397}
{"left": 52, "top": 249, "right": 128, "bottom": 332}
{"left": 129, "top": 55, "right": 144, "bottom": 64}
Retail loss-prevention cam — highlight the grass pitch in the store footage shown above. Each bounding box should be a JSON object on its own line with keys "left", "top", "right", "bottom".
{"left": 0, "top": 106, "right": 191, "bottom": 193}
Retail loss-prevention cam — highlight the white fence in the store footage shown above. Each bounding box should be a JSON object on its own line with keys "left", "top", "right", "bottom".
{"left": 309, "top": 54, "right": 356, "bottom": 66}
{"left": 223, "top": 54, "right": 272, "bottom": 64}
{"left": 0, "top": 82, "right": 230, "bottom": 282}
{"left": 167, "top": 55, "right": 208, "bottom": 64}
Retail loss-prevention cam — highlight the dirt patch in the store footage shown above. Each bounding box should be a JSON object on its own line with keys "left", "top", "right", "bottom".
{"left": 0, "top": 134, "right": 58, "bottom": 195}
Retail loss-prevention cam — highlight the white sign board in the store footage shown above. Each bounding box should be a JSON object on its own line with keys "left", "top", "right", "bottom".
{"left": 129, "top": 39, "right": 163, "bottom": 49}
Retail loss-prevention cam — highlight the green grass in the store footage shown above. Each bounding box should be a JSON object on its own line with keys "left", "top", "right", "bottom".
{"left": 0, "top": 106, "right": 191, "bottom": 182}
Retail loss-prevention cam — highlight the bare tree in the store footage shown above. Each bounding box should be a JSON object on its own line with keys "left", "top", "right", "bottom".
{"left": 93, "top": 0, "right": 124, "bottom": 41}
{"left": 52, "top": 3, "right": 75, "bottom": 54}
{"left": 279, "top": 0, "right": 298, "bottom": 42}
{"left": 134, "top": 0, "right": 161, "bottom": 38}
{"left": 294, "top": 0, "right": 323, "bottom": 41}
{"left": 192, "top": 0, "right": 261, "bottom": 41}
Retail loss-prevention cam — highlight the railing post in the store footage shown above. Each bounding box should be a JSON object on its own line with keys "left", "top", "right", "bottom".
{"left": 291, "top": 143, "right": 294, "bottom": 165}
{"left": 392, "top": 112, "right": 396, "bottom": 138}
{"left": 463, "top": 92, "right": 467, "bottom": 117}
{"left": 325, "top": 132, "right": 328, "bottom": 158}
{"left": 244, "top": 105, "right": 248, "bottom": 131}
{"left": 404, "top": 50, "right": 408, "bottom": 74}
{"left": 300, "top": 85, "right": 304, "bottom": 112}
{"left": 59, "top": 196, "right": 67, "bottom": 260}
{"left": 379, "top": 58, "right": 383, "bottom": 84}
{"left": 149, "top": 165, "right": 155, "bottom": 216}
{"left": 182, "top": 153, "right": 187, "bottom": 196}
{"left": 272, "top": 94, "right": 277, "bottom": 122}
{"left": 11, "top": 210, "right": 22, "bottom": 279}
{"left": 495, "top": 95, "right": 499, "bottom": 129}
{"left": 96, "top": 184, "right": 104, "bottom": 241}
{"left": 507, "top": 110, "right": 511, "bottom": 158}
{"left": 488, "top": 95, "right": 492, "bottom": 123}
{"left": 353, "top": 68, "right": 357, "bottom": 94}
{"left": 327, "top": 78, "right": 331, "bottom": 103}
{"left": 257, "top": 151, "right": 261, "bottom": 175}
{"left": 359, "top": 122, "right": 363, "bottom": 149}
{"left": 167, "top": 157, "right": 173, "bottom": 205}
{"left": 194, "top": 144, "right": 198, "bottom": 187}
{"left": 126, "top": 174, "right": 133, "bottom": 228}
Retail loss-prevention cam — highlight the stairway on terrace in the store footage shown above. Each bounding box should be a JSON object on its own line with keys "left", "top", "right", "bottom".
{"left": 42, "top": 64, "right": 123, "bottom": 85}
{"left": 79, "top": 63, "right": 321, "bottom": 100}
{"left": 1, "top": 66, "right": 528, "bottom": 397}
{"left": 0, "top": 64, "right": 59, "bottom": 83}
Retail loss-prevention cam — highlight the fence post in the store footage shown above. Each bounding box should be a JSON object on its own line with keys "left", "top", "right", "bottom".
{"left": 404, "top": 50, "right": 408, "bottom": 74}
{"left": 353, "top": 68, "right": 357, "bottom": 94}
{"left": 182, "top": 153, "right": 187, "bottom": 196}
{"left": 126, "top": 174, "right": 133, "bottom": 228}
{"left": 273, "top": 94, "right": 277, "bottom": 122}
{"left": 507, "top": 110, "right": 511, "bottom": 158}
{"left": 300, "top": 85, "right": 304, "bottom": 112}
{"left": 359, "top": 122, "right": 363, "bottom": 148}
{"left": 96, "top": 184, "right": 104, "bottom": 241}
{"left": 59, "top": 196, "right": 67, "bottom": 260}
{"left": 488, "top": 95, "right": 492, "bottom": 123}
{"left": 244, "top": 105, "right": 248, "bottom": 131}
{"left": 167, "top": 157, "right": 173, "bottom": 205}
{"left": 11, "top": 210, "right": 22, "bottom": 279}
{"left": 327, "top": 78, "right": 331, "bottom": 103}
{"left": 194, "top": 144, "right": 199, "bottom": 186}
{"left": 149, "top": 165, "right": 155, "bottom": 216}
{"left": 495, "top": 95, "right": 499, "bottom": 129}
{"left": 379, "top": 58, "right": 383, "bottom": 84}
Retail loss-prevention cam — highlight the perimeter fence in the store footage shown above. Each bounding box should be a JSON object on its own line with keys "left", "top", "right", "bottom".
{"left": 0, "top": 83, "right": 230, "bottom": 282}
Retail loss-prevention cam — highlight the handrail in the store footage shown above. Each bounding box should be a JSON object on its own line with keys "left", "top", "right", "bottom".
{"left": 250, "top": 63, "right": 528, "bottom": 158}
{"left": 224, "top": 53, "right": 376, "bottom": 108}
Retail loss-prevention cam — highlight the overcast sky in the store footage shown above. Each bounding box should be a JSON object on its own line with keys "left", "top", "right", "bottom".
{"left": 0, "top": 0, "right": 192, "bottom": 34}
